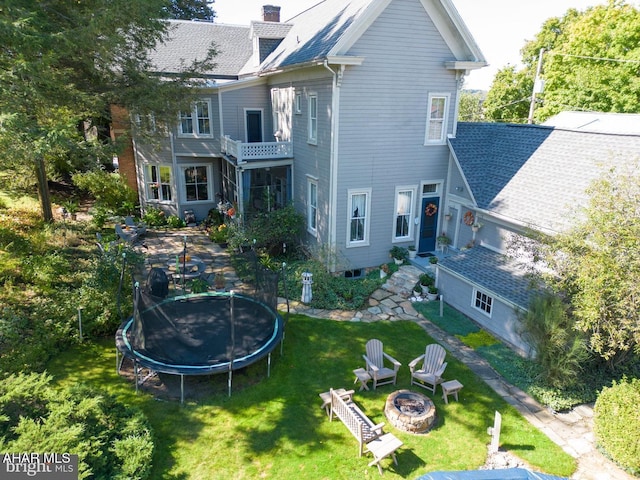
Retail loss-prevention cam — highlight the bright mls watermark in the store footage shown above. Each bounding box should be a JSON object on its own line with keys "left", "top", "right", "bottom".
{"left": 1, "top": 453, "right": 78, "bottom": 479}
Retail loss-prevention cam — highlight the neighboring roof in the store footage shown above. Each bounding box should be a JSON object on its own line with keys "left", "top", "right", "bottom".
{"left": 417, "top": 467, "right": 568, "bottom": 480}
{"left": 253, "top": 0, "right": 486, "bottom": 73}
{"left": 149, "top": 20, "right": 252, "bottom": 78}
{"left": 543, "top": 111, "right": 640, "bottom": 135}
{"left": 438, "top": 246, "right": 535, "bottom": 309}
{"left": 449, "top": 122, "right": 640, "bottom": 233}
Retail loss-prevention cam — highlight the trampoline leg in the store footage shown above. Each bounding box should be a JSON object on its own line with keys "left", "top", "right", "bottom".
{"left": 280, "top": 331, "right": 286, "bottom": 356}
{"left": 134, "top": 361, "right": 139, "bottom": 394}
{"left": 116, "top": 349, "right": 119, "bottom": 374}
{"left": 180, "top": 375, "right": 184, "bottom": 405}
{"left": 228, "top": 366, "right": 232, "bottom": 398}
{"left": 267, "top": 352, "right": 271, "bottom": 378}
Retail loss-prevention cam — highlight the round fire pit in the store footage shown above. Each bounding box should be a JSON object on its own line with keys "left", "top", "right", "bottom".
{"left": 384, "top": 389, "right": 436, "bottom": 434}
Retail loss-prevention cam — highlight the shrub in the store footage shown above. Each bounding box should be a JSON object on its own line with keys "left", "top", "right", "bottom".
{"left": 0, "top": 373, "right": 154, "bottom": 480}
{"left": 518, "top": 293, "right": 588, "bottom": 388}
{"left": 165, "top": 215, "right": 185, "bottom": 228}
{"left": 142, "top": 207, "right": 166, "bottom": 227}
{"left": 594, "top": 377, "right": 640, "bottom": 475}
{"left": 419, "top": 273, "right": 434, "bottom": 286}
{"left": 389, "top": 246, "right": 408, "bottom": 261}
{"left": 72, "top": 170, "right": 137, "bottom": 217}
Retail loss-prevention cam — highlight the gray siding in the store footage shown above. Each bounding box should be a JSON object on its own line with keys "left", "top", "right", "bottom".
{"left": 334, "top": 0, "right": 460, "bottom": 269}
{"left": 220, "top": 84, "right": 272, "bottom": 142}
{"left": 438, "top": 269, "right": 530, "bottom": 356}
{"left": 173, "top": 93, "right": 221, "bottom": 156}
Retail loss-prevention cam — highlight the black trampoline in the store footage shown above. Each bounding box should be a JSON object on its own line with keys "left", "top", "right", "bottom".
{"left": 116, "top": 287, "right": 285, "bottom": 401}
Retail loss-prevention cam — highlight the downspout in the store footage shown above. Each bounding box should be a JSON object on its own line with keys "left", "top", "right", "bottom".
{"left": 323, "top": 60, "right": 344, "bottom": 272}
{"left": 170, "top": 132, "right": 180, "bottom": 216}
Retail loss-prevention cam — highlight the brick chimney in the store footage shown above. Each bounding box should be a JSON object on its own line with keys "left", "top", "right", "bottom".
{"left": 262, "top": 5, "right": 281, "bottom": 22}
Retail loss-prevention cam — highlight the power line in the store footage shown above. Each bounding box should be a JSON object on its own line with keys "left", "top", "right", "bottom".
{"left": 547, "top": 51, "right": 640, "bottom": 64}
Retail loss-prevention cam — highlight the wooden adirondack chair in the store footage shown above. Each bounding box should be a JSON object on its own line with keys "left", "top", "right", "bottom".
{"left": 363, "top": 339, "right": 401, "bottom": 389}
{"left": 409, "top": 344, "right": 448, "bottom": 394}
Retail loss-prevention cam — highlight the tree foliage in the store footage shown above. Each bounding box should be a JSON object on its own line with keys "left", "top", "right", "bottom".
{"left": 0, "top": 373, "right": 154, "bottom": 479}
{"left": 484, "top": 0, "right": 640, "bottom": 123}
{"left": 537, "top": 166, "right": 640, "bottom": 367}
{"left": 458, "top": 90, "right": 485, "bottom": 122}
{"left": 0, "top": 0, "right": 216, "bottom": 220}
{"left": 482, "top": 66, "right": 533, "bottom": 123}
{"left": 167, "top": 0, "right": 216, "bottom": 21}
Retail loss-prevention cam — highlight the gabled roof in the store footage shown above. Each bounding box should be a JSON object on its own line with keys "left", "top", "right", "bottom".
{"left": 149, "top": 20, "right": 252, "bottom": 78}
{"left": 252, "top": 0, "right": 486, "bottom": 74}
{"left": 543, "top": 111, "right": 640, "bottom": 135}
{"left": 449, "top": 122, "right": 640, "bottom": 234}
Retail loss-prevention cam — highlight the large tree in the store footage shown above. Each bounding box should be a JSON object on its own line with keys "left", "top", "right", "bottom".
{"left": 168, "top": 0, "right": 216, "bottom": 21}
{"left": 533, "top": 166, "right": 640, "bottom": 368}
{"left": 484, "top": 0, "right": 640, "bottom": 123}
{"left": 0, "top": 0, "right": 216, "bottom": 221}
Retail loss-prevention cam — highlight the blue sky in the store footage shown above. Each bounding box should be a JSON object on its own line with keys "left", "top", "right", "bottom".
{"left": 213, "top": 0, "right": 637, "bottom": 90}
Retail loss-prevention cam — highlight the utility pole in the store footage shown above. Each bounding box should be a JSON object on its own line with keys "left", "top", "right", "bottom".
{"left": 528, "top": 48, "right": 545, "bottom": 124}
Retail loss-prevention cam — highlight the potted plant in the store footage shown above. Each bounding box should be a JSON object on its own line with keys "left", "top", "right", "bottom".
{"left": 419, "top": 273, "right": 434, "bottom": 290}
{"left": 62, "top": 200, "right": 79, "bottom": 221}
{"left": 380, "top": 263, "right": 390, "bottom": 279}
{"left": 427, "top": 285, "right": 438, "bottom": 301}
{"left": 412, "top": 284, "right": 423, "bottom": 298}
{"left": 190, "top": 278, "right": 209, "bottom": 293}
{"left": 437, "top": 233, "right": 451, "bottom": 247}
{"left": 471, "top": 222, "right": 483, "bottom": 233}
{"left": 214, "top": 272, "right": 226, "bottom": 291}
{"left": 390, "top": 246, "right": 408, "bottom": 265}
{"left": 210, "top": 224, "right": 229, "bottom": 247}
{"left": 408, "top": 245, "right": 417, "bottom": 260}
{"left": 429, "top": 256, "right": 438, "bottom": 265}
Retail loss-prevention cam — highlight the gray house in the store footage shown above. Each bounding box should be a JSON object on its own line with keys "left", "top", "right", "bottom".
{"left": 121, "top": 0, "right": 486, "bottom": 271}
{"left": 439, "top": 117, "right": 640, "bottom": 353}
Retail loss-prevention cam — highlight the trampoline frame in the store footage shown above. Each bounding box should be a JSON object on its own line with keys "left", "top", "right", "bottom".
{"left": 116, "top": 290, "right": 285, "bottom": 402}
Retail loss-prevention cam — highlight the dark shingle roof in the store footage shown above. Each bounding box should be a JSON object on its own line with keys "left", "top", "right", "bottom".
{"left": 439, "top": 246, "right": 536, "bottom": 309}
{"left": 149, "top": 21, "right": 252, "bottom": 78}
{"left": 449, "top": 122, "right": 640, "bottom": 233}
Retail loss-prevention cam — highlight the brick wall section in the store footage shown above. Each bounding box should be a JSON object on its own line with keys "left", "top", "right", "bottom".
{"left": 110, "top": 105, "right": 138, "bottom": 194}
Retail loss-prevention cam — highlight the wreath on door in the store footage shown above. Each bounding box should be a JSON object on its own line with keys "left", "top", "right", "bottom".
{"left": 463, "top": 211, "right": 475, "bottom": 226}
{"left": 424, "top": 203, "right": 438, "bottom": 217}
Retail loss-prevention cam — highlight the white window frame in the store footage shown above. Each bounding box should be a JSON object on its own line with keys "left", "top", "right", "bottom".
{"left": 393, "top": 186, "right": 416, "bottom": 242}
{"left": 179, "top": 164, "right": 213, "bottom": 204}
{"left": 178, "top": 100, "right": 213, "bottom": 138}
{"left": 295, "top": 92, "right": 302, "bottom": 114}
{"left": 424, "top": 93, "right": 450, "bottom": 145}
{"left": 307, "top": 177, "right": 318, "bottom": 236}
{"left": 308, "top": 93, "right": 318, "bottom": 145}
{"left": 473, "top": 288, "right": 494, "bottom": 317}
{"left": 346, "top": 188, "right": 371, "bottom": 248}
{"left": 145, "top": 165, "right": 172, "bottom": 203}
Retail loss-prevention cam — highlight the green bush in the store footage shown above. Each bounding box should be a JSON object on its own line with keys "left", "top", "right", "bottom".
{"left": 0, "top": 373, "right": 154, "bottom": 480}
{"left": 518, "top": 293, "right": 588, "bottom": 388}
{"left": 233, "top": 204, "right": 305, "bottom": 256}
{"left": 142, "top": 207, "right": 166, "bottom": 227}
{"left": 594, "top": 377, "right": 640, "bottom": 475}
{"left": 72, "top": 170, "right": 137, "bottom": 217}
{"left": 166, "top": 215, "right": 185, "bottom": 228}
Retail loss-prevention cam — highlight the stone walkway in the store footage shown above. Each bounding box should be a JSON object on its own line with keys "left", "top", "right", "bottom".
{"left": 141, "top": 230, "right": 634, "bottom": 480}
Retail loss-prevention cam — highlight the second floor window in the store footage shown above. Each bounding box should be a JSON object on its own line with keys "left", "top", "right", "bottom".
{"left": 308, "top": 94, "right": 317, "bottom": 144}
{"left": 424, "top": 94, "right": 449, "bottom": 144}
{"left": 179, "top": 100, "right": 212, "bottom": 137}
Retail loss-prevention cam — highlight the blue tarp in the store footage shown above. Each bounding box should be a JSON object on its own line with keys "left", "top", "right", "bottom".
{"left": 416, "top": 468, "right": 568, "bottom": 480}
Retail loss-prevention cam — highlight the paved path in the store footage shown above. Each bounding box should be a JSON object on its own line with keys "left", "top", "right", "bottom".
{"left": 142, "top": 230, "right": 634, "bottom": 480}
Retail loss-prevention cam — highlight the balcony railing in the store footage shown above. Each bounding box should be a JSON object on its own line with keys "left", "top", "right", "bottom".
{"left": 221, "top": 135, "right": 293, "bottom": 162}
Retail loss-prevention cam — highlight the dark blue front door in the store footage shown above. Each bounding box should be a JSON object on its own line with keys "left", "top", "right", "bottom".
{"left": 418, "top": 197, "right": 439, "bottom": 253}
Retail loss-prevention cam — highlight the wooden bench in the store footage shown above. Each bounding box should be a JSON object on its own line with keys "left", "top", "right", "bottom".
{"left": 328, "top": 388, "right": 403, "bottom": 474}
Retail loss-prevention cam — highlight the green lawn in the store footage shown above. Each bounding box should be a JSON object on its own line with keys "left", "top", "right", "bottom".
{"left": 46, "top": 315, "right": 576, "bottom": 479}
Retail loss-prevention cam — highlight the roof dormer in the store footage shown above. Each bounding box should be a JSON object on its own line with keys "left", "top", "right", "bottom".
{"left": 249, "top": 5, "right": 292, "bottom": 67}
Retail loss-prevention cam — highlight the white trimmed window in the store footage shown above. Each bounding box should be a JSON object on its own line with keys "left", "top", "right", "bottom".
{"left": 473, "top": 289, "right": 493, "bottom": 316}
{"left": 394, "top": 187, "right": 414, "bottom": 240}
{"left": 308, "top": 93, "right": 317, "bottom": 144}
{"left": 178, "top": 100, "right": 212, "bottom": 137}
{"left": 424, "top": 94, "right": 449, "bottom": 144}
{"left": 307, "top": 177, "right": 318, "bottom": 235}
{"left": 145, "top": 165, "right": 172, "bottom": 202}
{"left": 295, "top": 92, "right": 302, "bottom": 114}
{"left": 347, "top": 189, "right": 371, "bottom": 247}
{"left": 181, "top": 165, "right": 211, "bottom": 203}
